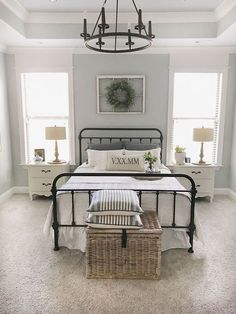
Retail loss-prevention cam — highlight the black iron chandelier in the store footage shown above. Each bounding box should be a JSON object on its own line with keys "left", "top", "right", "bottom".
{"left": 80, "top": 0, "right": 155, "bottom": 53}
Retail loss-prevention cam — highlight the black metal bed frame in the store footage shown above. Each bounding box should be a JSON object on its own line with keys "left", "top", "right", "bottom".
{"left": 51, "top": 128, "right": 197, "bottom": 253}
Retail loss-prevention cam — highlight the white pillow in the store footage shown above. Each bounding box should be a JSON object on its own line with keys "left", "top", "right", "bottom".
{"left": 106, "top": 152, "right": 145, "bottom": 172}
{"left": 124, "top": 148, "right": 162, "bottom": 169}
{"left": 87, "top": 149, "right": 124, "bottom": 170}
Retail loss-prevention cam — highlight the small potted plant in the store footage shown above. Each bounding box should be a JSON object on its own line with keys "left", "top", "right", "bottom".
{"left": 143, "top": 152, "right": 158, "bottom": 173}
{"left": 175, "top": 145, "right": 186, "bottom": 165}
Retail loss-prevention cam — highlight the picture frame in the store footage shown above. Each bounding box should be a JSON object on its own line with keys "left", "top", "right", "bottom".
{"left": 97, "top": 75, "right": 145, "bottom": 114}
{"left": 34, "top": 148, "right": 45, "bottom": 161}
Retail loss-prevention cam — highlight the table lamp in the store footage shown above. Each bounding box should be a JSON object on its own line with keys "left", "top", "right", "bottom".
{"left": 45, "top": 126, "right": 66, "bottom": 164}
{"left": 193, "top": 127, "right": 214, "bottom": 164}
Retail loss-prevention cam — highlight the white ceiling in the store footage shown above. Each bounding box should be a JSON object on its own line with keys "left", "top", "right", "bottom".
{"left": 18, "top": 0, "right": 224, "bottom": 13}
{"left": 0, "top": 0, "right": 236, "bottom": 51}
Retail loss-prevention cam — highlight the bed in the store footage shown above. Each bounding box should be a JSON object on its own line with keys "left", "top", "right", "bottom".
{"left": 44, "top": 128, "right": 201, "bottom": 253}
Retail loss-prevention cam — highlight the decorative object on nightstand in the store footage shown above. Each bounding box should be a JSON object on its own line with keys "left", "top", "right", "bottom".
{"left": 175, "top": 145, "right": 186, "bottom": 165}
{"left": 193, "top": 127, "right": 214, "bottom": 164}
{"left": 34, "top": 148, "right": 45, "bottom": 162}
{"left": 24, "top": 163, "right": 70, "bottom": 200}
{"left": 45, "top": 126, "right": 66, "bottom": 164}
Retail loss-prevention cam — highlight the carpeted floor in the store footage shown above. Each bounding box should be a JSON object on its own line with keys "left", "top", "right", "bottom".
{"left": 0, "top": 194, "right": 236, "bottom": 314}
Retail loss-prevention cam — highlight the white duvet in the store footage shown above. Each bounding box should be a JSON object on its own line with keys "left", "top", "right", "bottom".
{"left": 44, "top": 164, "right": 203, "bottom": 252}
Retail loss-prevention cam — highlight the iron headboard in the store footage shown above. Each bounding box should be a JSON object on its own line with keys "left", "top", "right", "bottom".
{"left": 78, "top": 127, "right": 163, "bottom": 165}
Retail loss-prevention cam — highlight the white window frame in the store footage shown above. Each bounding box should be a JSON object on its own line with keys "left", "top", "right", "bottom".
{"left": 16, "top": 66, "right": 75, "bottom": 164}
{"left": 166, "top": 66, "right": 228, "bottom": 166}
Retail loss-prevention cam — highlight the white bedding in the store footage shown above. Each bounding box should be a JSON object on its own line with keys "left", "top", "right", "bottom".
{"left": 44, "top": 164, "right": 203, "bottom": 252}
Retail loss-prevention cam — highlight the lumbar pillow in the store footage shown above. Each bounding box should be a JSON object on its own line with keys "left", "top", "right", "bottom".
{"left": 106, "top": 152, "right": 145, "bottom": 172}
{"left": 86, "top": 213, "right": 143, "bottom": 229}
{"left": 87, "top": 189, "right": 143, "bottom": 215}
{"left": 87, "top": 149, "right": 124, "bottom": 169}
{"left": 124, "top": 148, "right": 162, "bottom": 169}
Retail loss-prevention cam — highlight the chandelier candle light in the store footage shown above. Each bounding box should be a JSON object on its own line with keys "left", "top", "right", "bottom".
{"left": 193, "top": 127, "right": 214, "bottom": 164}
{"left": 80, "top": 0, "right": 155, "bottom": 53}
{"left": 45, "top": 126, "right": 66, "bottom": 164}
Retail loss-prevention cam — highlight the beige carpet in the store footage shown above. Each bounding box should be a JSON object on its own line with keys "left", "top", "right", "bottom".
{"left": 0, "top": 194, "right": 236, "bottom": 314}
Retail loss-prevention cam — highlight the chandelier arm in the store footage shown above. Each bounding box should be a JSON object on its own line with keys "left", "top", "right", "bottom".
{"left": 91, "top": 0, "right": 108, "bottom": 36}
{"left": 131, "top": 0, "right": 148, "bottom": 37}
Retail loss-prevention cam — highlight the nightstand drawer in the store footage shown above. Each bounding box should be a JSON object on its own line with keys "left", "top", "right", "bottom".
{"left": 29, "top": 166, "right": 66, "bottom": 178}
{"left": 30, "top": 178, "right": 53, "bottom": 192}
{"left": 177, "top": 167, "right": 214, "bottom": 179}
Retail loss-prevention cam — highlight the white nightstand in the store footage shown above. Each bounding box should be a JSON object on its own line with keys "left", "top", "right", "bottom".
{"left": 168, "top": 164, "right": 217, "bottom": 202}
{"left": 23, "top": 162, "right": 70, "bottom": 200}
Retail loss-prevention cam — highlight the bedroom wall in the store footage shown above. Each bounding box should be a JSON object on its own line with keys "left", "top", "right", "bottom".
{"left": 4, "top": 51, "right": 236, "bottom": 190}
{"left": 229, "top": 55, "right": 236, "bottom": 193}
{"left": 73, "top": 53, "right": 236, "bottom": 189}
{"left": 215, "top": 54, "right": 236, "bottom": 189}
{"left": 5, "top": 54, "right": 27, "bottom": 187}
{"left": 0, "top": 53, "right": 13, "bottom": 195}
{"left": 73, "top": 53, "right": 169, "bottom": 161}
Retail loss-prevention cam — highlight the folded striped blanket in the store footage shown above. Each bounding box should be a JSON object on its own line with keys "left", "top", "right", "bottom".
{"left": 87, "top": 189, "right": 143, "bottom": 215}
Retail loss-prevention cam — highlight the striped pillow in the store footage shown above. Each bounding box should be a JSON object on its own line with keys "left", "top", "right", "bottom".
{"left": 87, "top": 190, "right": 143, "bottom": 215}
{"left": 86, "top": 213, "right": 143, "bottom": 229}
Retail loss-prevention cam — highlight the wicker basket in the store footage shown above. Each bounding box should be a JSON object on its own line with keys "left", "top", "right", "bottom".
{"left": 86, "top": 212, "right": 162, "bottom": 279}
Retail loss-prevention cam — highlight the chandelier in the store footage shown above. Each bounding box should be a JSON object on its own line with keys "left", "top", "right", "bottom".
{"left": 80, "top": 0, "right": 155, "bottom": 53}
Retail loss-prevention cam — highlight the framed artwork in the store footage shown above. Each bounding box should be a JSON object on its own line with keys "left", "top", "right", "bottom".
{"left": 34, "top": 148, "right": 45, "bottom": 161}
{"left": 97, "top": 75, "right": 145, "bottom": 114}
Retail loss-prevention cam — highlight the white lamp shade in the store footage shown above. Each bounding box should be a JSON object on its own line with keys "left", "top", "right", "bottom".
{"left": 193, "top": 127, "right": 214, "bottom": 142}
{"left": 45, "top": 126, "right": 66, "bottom": 140}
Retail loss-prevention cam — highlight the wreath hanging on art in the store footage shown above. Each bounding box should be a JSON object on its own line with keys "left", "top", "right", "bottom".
{"left": 106, "top": 80, "right": 135, "bottom": 109}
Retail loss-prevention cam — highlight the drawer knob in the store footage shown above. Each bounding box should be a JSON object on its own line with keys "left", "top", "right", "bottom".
{"left": 191, "top": 171, "right": 201, "bottom": 174}
{"left": 41, "top": 169, "right": 51, "bottom": 173}
{"left": 42, "top": 183, "right": 52, "bottom": 187}
{"left": 196, "top": 184, "right": 201, "bottom": 187}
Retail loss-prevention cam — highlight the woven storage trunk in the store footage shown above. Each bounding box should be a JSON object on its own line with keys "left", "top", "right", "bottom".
{"left": 86, "top": 212, "right": 162, "bottom": 279}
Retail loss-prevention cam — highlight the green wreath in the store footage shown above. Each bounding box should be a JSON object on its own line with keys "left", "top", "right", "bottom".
{"left": 106, "top": 80, "right": 135, "bottom": 109}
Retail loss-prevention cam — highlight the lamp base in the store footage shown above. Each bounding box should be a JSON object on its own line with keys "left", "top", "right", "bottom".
{"left": 47, "top": 160, "right": 66, "bottom": 164}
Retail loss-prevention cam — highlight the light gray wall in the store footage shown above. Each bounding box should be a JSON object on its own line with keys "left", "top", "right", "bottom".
{"left": 5, "top": 52, "right": 236, "bottom": 190}
{"left": 73, "top": 54, "right": 169, "bottom": 163}
{"left": 215, "top": 54, "right": 236, "bottom": 188}
{"left": 0, "top": 53, "right": 13, "bottom": 194}
{"left": 229, "top": 55, "right": 236, "bottom": 192}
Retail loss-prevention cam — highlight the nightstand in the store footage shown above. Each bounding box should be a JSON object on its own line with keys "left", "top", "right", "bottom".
{"left": 24, "top": 162, "right": 70, "bottom": 200}
{"left": 168, "top": 164, "right": 217, "bottom": 202}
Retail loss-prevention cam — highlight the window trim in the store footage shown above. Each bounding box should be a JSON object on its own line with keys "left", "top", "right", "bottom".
{"left": 166, "top": 66, "right": 228, "bottom": 166}
{"left": 16, "top": 67, "right": 75, "bottom": 164}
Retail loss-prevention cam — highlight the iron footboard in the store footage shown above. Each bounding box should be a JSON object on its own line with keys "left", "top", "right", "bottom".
{"left": 51, "top": 172, "right": 197, "bottom": 253}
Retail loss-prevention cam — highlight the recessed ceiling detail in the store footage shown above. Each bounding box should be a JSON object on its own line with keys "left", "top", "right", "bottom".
{"left": 0, "top": 0, "right": 235, "bottom": 50}
{"left": 17, "top": 0, "right": 224, "bottom": 13}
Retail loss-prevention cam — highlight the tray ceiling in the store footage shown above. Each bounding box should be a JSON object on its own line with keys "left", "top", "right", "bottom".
{"left": 18, "top": 0, "right": 224, "bottom": 13}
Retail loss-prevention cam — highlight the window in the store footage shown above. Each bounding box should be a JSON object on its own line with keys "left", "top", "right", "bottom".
{"left": 168, "top": 72, "right": 223, "bottom": 164}
{"left": 21, "top": 73, "right": 73, "bottom": 163}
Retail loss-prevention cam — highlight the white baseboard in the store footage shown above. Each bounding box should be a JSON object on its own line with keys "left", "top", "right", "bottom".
{"left": 0, "top": 187, "right": 15, "bottom": 203}
{"left": 12, "top": 186, "right": 29, "bottom": 194}
{"left": 0, "top": 186, "right": 28, "bottom": 203}
{"left": 228, "top": 189, "right": 236, "bottom": 201}
{"left": 214, "top": 188, "right": 230, "bottom": 195}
